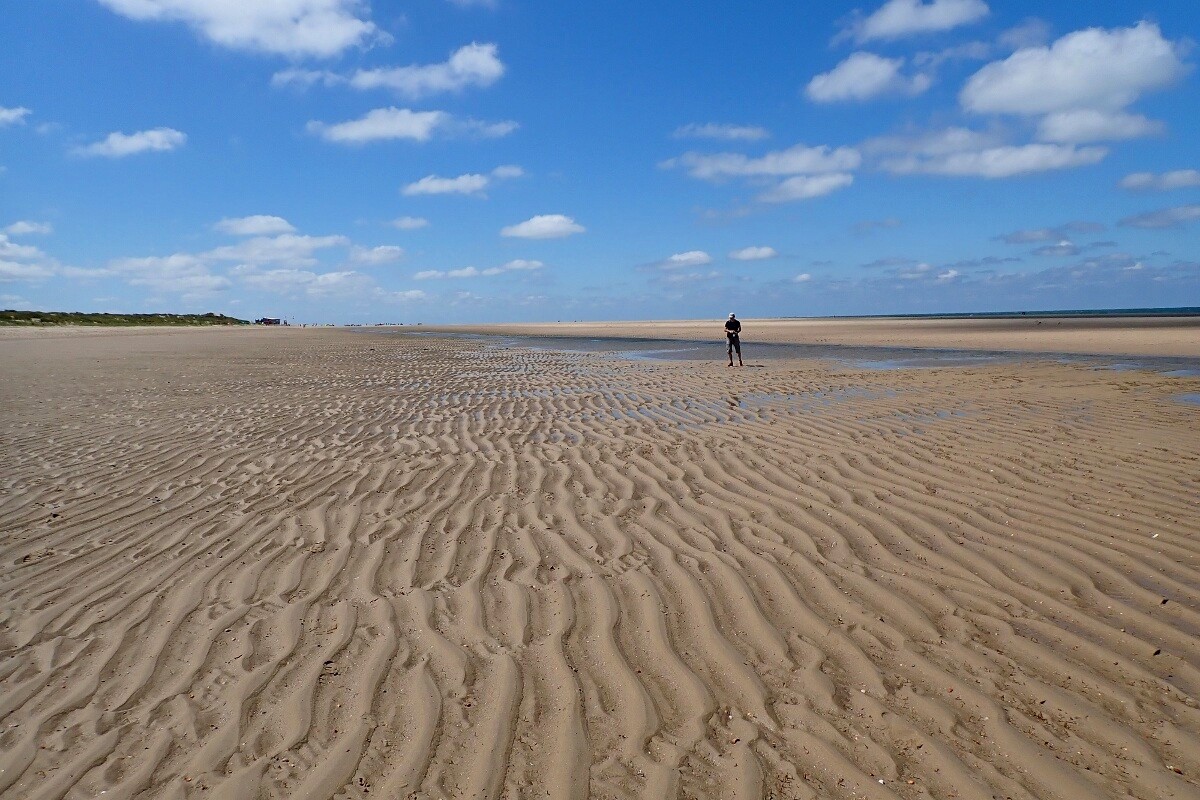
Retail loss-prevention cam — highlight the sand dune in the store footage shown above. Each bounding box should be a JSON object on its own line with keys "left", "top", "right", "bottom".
{"left": 1, "top": 327, "right": 1198, "bottom": 799}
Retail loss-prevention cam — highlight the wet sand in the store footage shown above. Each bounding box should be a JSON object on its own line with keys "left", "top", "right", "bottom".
{"left": 422, "top": 316, "right": 1200, "bottom": 358}
{"left": 1, "top": 325, "right": 1198, "bottom": 799}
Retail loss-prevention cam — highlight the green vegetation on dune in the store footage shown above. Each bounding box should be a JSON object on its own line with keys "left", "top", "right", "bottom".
{"left": 0, "top": 310, "right": 250, "bottom": 326}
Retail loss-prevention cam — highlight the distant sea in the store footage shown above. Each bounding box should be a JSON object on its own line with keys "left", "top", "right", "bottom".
{"left": 801, "top": 307, "right": 1200, "bottom": 320}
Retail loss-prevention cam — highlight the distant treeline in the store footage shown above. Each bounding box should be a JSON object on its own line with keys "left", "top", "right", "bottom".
{"left": 0, "top": 310, "right": 250, "bottom": 326}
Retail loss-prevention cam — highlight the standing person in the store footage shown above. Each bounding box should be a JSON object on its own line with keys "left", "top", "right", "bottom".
{"left": 724, "top": 313, "right": 743, "bottom": 367}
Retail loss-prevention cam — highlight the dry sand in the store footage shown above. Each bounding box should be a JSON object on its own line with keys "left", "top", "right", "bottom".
{"left": 1, "top": 325, "right": 1198, "bottom": 799}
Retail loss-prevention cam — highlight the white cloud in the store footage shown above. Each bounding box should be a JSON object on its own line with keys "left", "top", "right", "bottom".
{"left": 759, "top": 173, "right": 854, "bottom": 202}
{"left": 94, "top": 0, "right": 382, "bottom": 58}
{"left": 0, "top": 106, "right": 31, "bottom": 127}
{"left": 240, "top": 268, "right": 373, "bottom": 297}
{"left": 730, "top": 246, "right": 778, "bottom": 261}
{"left": 673, "top": 123, "right": 770, "bottom": 141}
{"left": 307, "top": 108, "right": 448, "bottom": 144}
{"left": 206, "top": 233, "right": 349, "bottom": 265}
{"left": 664, "top": 143, "right": 861, "bottom": 180}
{"left": 935, "top": 268, "right": 960, "bottom": 282}
{"left": 1037, "top": 109, "right": 1162, "bottom": 143}
{"left": 663, "top": 251, "right": 712, "bottom": 269}
{"left": 307, "top": 107, "right": 517, "bottom": 143}
{"left": 74, "top": 127, "right": 186, "bottom": 158}
{"left": 1118, "top": 205, "right": 1200, "bottom": 229}
{"left": 847, "top": 0, "right": 989, "bottom": 43}
{"left": 214, "top": 215, "right": 295, "bottom": 236}
{"left": 961, "top": 22, "right": 1186, "bottom": 116}
{"left": 500, "top": 259, "right": 543, "bottom": 270}
{"left": 0, "top": 260, "right": 55, "bottom": 282}
{"left": 349, "top": 43, "right": 504, "bottom": 97}
{"left": 793, "top": 273, "right": 812, "bottom": 283}
{"left": 402, "top": 165, "right": 521, "bottom": 197}
{"left": 3, "top": 221, "right": 53, "bottom": 236}
{"left": 414, "top": 266, "right": 483, "bottom": 279}
{"left": 0, "top": 235, "right": 46, "bottom": 261}
{"left": 881, "top": 141, "right": 1106, "bottom": 178}
{"left": 378, "top": 288, "right": 427, "bottom": 302}
{"left": 1120, "top": 170, "right": 1200, "bottom": 191}
{"left": 500, "top": 214, "right": 584, "bottom": 239}
{"left": 404, "top": 173, "right": 490, "bottom": 196}
{"left": 106, "top": 252, "right": 230, "bottom": 295}
{"left": 352, "top": 245, "right": 405, "bottom": 264}
{"left": 865, "top": 126, "right": 1002, "bottom": 158}
{"left": 271, "top": 68, "right": 342, "bottom": 89}
{"left": 390, "top": 216, "right": 430, "bottom": 230}
{"left": 807, "top": 53, "right": 930, "bottom": 102}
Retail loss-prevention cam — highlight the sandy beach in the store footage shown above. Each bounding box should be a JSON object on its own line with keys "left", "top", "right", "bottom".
{"left": 1, "top": 323, "right": 1198, "bottom": 799}
{"left": 420, "top": 316, "right": 1200, "bottom": 358}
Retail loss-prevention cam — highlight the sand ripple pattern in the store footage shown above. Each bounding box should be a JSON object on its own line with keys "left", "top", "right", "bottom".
{"left": 1, "top": 332, "right": 1198, "bottom": 799}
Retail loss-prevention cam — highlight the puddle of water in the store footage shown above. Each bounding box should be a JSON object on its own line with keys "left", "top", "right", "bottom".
{"left": 1177, "top": 393, "right": 1200, "bottom": 406}
{"left": 381, "top": 330, "right": 1200, "bottom": 377}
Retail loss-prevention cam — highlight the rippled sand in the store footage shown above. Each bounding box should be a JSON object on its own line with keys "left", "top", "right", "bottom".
{"left": 1, "top": 326, "right": 1198, "bottom": 799}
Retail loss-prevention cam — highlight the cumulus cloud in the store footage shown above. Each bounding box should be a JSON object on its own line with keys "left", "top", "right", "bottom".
{"left": 3, "top": 221, "right": 53, "bottom": 236}
{"left": 845, "top": 0, "right": 989, "bottom": 43}
{"left": 350, "top": 43, "right": 504, "bottom": 96}
{"left": 673, "top": 123, "right": 769, "bottom": 141}
{"left": 106, "top": 253, "right": 230, "bottom": 295}
{"left": 500, "top": 214, "right": 584, "bottom": 239}
{"left": 0, "top": 235, "right": 48, "bottom": 262}
{"left": 205, "top": 233, "right": 349, "bottom": 265}
{"left": 351, "top": 245, "right": 405, "bottom": 264}
{"left": 0, "top": 106, "right": 31, "bottom": 127}
{"left": 730, "top": 246, "right": 778, "bottom": 261}
{"left": 807, "top": 53, "right": 930, "bottom": 102}
{"left": 240, "top": 268, "right": 374, "bottom": 297}
{"left": 423, "top": 260, "right": 545, "bottom": 279}
{"left": 402, "top": 165, "right": 522, "bottom": 197}
{"left": 404, "top": 173, "right": 489, "bottom": 196}
{"left": 307, "top": 108, "right": 517, "bottom": 144}
{"left": 759, "top": 173, "right": 854, "bottom": 202}
{"left": 661, "top": 251, "right": 712, "bottom": 269}
{"left": 1118, "top": 204, "right": 1200, "bottom": 229}
{"left": 1036, "top": 109, "right": 1163, "bottom": 143}
{"left": 961, "top": 23, "right": 1186, "bottom": 116}
{"left": 94, "top": 0, "right": 382, "bottom": 58}
{"left": 879, "top": 133, "right": 1107, "bottom": 177}
{"left": 499, "top": 259, "right": 543, "bottom": 270}
{"left": 73, "top": 127, "right": 186, "bottom": 158}
{"left": 307, "top": 108, "right": 447, "bottom": 143}
{"left": 390, "top": 216, "right": 430, "bottom": 230}
{"left": 664, "top": 143, "right": 861, "bottom": 180}
{"left": 793, "top": 273, "right": 812, "bottom": 283}
{"left": 214, "top": 215, "right": 296, "bottom": 236}
{"left": 1120, "top": 170, "right": 1200, "bottom": 191}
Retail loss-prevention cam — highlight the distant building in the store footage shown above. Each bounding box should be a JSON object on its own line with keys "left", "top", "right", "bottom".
{"left": 255, "top": 317, "right": 282, "bottom": 325}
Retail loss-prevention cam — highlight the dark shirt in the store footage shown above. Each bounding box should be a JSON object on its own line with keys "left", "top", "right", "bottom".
{"left": 724, "top": 319, "right": 741, "bottom": 336}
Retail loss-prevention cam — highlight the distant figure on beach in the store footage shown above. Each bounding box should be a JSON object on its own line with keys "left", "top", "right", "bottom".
{"left": 725, "top": 313, "right": 743, "bottom": 367}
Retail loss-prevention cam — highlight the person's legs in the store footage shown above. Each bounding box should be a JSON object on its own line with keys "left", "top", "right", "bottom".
{"left": 733, "top": 337, "right": 743, "bottom": 366}
{"left": 727, "top": 336, "right": 734, "bottom": 366}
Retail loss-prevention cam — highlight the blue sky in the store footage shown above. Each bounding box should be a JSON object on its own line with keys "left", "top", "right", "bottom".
{"left": 2, "top": 0, "right": 1198, "bottom": 323}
